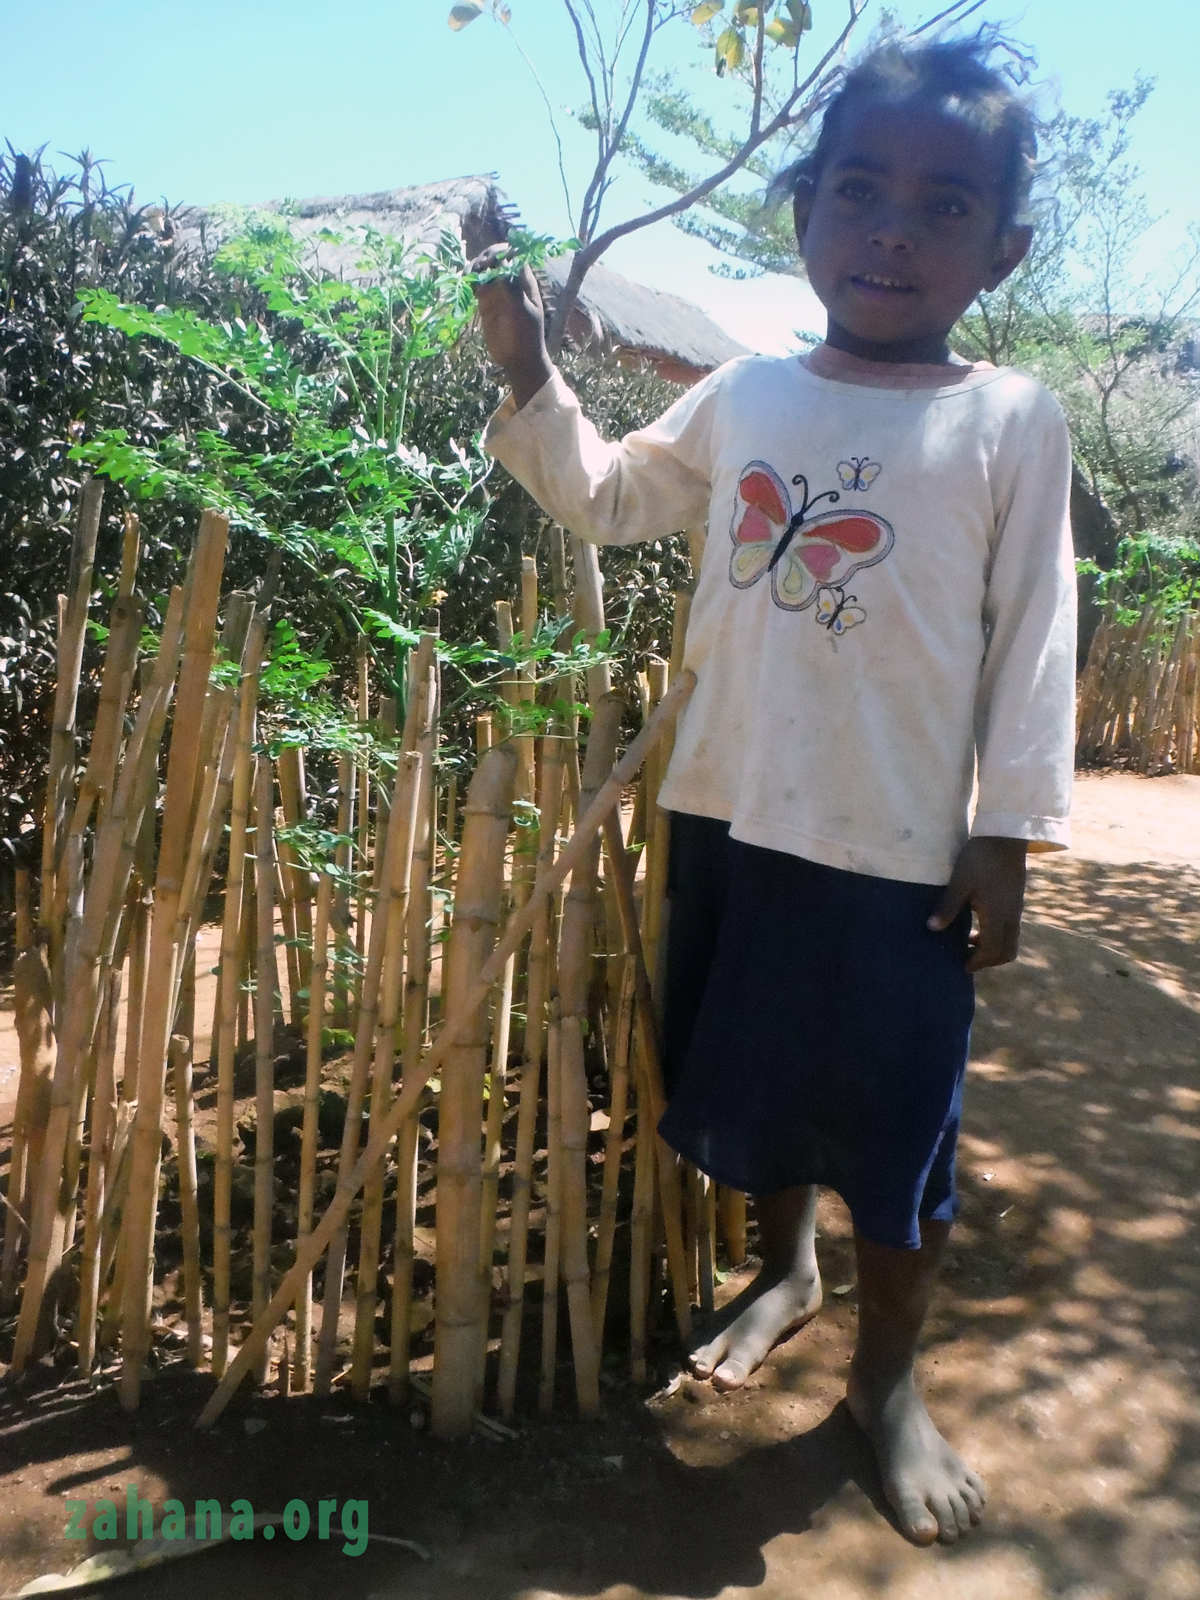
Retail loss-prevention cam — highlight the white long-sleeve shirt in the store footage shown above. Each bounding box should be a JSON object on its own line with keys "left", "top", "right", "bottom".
{"left": 485, "top": 349, "right": 1076, "bottom": 885}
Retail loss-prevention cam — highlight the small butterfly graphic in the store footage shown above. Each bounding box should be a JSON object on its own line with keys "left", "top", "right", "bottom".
{"left": 815, "top": 587, "right": 866, "bottom": 635}
{"left": 729, "top": 460, "right": 894, "bottom": 614}
{"left": 837, "top": 456, "right": 882, "bottom": 492}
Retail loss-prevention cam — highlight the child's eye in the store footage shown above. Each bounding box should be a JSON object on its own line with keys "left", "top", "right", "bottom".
{"left": 931, "top": 196, "right": 970, "bottom": 218}
{"left": 835, "top": 177, "right": 874, "bottom": 202}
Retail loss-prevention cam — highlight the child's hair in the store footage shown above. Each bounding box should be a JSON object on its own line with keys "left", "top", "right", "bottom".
{"left": 777, "top": 29, "right": 1039, "bottom": 231}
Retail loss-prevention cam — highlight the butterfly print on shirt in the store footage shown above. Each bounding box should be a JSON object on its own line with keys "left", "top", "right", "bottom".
{"left": 837, "top": 456, "right": 882, "bottom": 491}
{"left": 728, "top": 459, "right": 894, "bottom": 624}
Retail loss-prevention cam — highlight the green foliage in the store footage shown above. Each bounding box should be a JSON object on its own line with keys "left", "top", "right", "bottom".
{"left": 75, "top": 216, "right": 496, "bottom": 710}
{"left": 0, "top": 147, "right": 255, "bottom": 852}
{"left": 953, "top": 80, "right": 1200, "bottom": 605}
{"left": 0, "top": 145, "right": 689, "bottom": 935}
{"left": 614, "top": 74, "right": 799, "bottom": 277}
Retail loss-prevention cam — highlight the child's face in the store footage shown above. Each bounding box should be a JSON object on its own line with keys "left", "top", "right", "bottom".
{"left": 795, "top": 97, "right": 1031, "bottom": 358}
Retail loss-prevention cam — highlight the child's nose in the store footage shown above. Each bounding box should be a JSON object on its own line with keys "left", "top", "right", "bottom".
{"left": 868, "top": 205, "right": 918, "bottom": 252}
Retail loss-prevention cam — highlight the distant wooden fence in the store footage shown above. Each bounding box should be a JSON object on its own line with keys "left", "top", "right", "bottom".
{"left": 1076, "top": 600, "right": 1200, "bottom": 775}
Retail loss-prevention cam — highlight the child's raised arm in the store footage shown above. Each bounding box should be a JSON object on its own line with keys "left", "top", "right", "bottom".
{"left": 472, "top": 246, "right": 554, "bottom": 410}
{"left": 475, "top": 251, "right": 723, "bottom": 551}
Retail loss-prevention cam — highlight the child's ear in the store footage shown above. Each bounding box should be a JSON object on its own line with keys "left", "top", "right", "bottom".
{"left": 792, "top": 178, "right": 816, "bottom": 254}
{"left": 984, "top": 223, "right": 1033, "bottom": 291}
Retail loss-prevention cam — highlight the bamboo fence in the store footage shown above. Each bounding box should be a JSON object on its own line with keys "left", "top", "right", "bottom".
{"left": 2, "top": 485, "right": 759, "bottom": 1439}
{"left": 1076, "top": 597, "right": 1200, "bottom": 775}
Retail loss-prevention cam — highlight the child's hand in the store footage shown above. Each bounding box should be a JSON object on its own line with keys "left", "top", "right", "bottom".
{"left": 927, "top": 836, "right": 1027, "bottom": 972}
{"left": 471, "top": 245, "right": 554, "bottom": 410}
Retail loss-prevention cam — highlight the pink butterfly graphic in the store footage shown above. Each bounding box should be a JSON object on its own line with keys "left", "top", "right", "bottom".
{"left": 729, "top": 460, "right": 894, "bottom": 614}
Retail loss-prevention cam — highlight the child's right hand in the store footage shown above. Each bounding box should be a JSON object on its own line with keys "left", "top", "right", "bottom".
{"left": 471, "top": 245, "right": 554, "bottom": 410}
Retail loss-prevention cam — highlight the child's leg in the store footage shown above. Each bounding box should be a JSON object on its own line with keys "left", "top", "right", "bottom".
{"left": 689, "top": 1184, "right": 822, "bottom": 1390}
{"left": 847, "top": 1219, "right": 986, "bottom": 1545}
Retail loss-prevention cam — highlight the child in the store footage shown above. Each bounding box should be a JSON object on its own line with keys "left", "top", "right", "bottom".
{"left": 475, "top": 34, "right": 1075, "bottom": 1548}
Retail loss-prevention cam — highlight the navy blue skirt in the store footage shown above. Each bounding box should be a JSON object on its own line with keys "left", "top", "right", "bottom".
{"left": 657, "top": 812, "right": 975, "bottom": 1250}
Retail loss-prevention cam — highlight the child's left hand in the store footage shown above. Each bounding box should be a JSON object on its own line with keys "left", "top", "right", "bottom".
{"left": 927, "top": 836, "right": 1027, "bottom": 972}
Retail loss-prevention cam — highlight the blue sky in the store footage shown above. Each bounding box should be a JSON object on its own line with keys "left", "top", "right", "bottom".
{"left": 4, "top": 0, "right": 1197, "bottom": 352}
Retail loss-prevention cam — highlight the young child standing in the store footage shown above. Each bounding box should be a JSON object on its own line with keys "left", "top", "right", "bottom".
{"left": 475, "top": 35, "right": 1075, "bottom": 1548}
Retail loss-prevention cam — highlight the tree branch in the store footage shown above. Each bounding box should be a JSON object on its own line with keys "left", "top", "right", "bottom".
{"left": 546, "top": 0, "right": 867, "bottom": 353}
{"left": 575, "top": 0, "right": 658, "bottom": 247}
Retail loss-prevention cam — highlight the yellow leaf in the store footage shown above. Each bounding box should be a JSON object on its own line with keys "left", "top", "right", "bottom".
{"left": 733, "top": 0, "right": 759, "bottom": 22}
{"left": 765, "top": 16, "right": 799, "bottom": 44}
{"left": 716, "top": 24, "right": 745, "bottom": 68}
{"left": 448, "top": 0, "right": 485, "bottom": 29}
{"left": 690, "top": 0, "right": 724, "bottom": 23}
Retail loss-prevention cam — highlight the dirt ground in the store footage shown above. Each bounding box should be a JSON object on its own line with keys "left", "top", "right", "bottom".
{"left": 1, "top": 770, "right": 1197, "bottom": 1600}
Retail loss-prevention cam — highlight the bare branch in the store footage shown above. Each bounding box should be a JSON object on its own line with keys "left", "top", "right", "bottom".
{"left": 564, "top": 0, "right": 605, "bottom": 192}
{"left": 546, "top": 0, "right": 867, "bottom": 352}
{"left": 505, "top": 20, "right": 577, "bottom": 234}
{"left": 912, "top": 0, "right": 988, "bottom": 36}
{"left": 577, "top": 0, "right": 658, "bottom": 246}
{"left": 750, "top": 6, "right": 766, "bottom": 139}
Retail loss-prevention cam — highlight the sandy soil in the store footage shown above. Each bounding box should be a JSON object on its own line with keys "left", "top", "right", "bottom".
{"left": 0, "top": 771, "right": 1197, "bottom": 1600}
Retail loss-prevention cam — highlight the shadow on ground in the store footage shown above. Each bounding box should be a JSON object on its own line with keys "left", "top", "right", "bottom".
{"left": 1, "top": 853, "right": 1197, "bottom": 1600}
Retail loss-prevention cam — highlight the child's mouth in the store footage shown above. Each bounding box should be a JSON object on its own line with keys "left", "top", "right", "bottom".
{"left": 849, "top": 274, "right": 917, "bottom": 298}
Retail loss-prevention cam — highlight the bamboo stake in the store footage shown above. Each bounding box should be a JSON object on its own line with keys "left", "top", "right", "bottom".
{"left": 251, "top": 754, "right": 277, "bottom": 1384}
{"left": 63, "top": 892, "right": 132, "bottom": 1262}
{"left": 431, "top": 743, "right": 516, "bottom": 1438}
{"left": 592, "top": 954, "right": 635, "bottom": 1348}
{"left": 354, "top": 638, "right": 371, "bottom": 1011}
{"left": 570, "top": 534, "right": 612, "bottom": 703}
{"left": 0, "top": 873, "right": 54, "bottom": 1311}
{"left": 444, "top": 775, "right": 458, "bottom": 862}
{"left": 121, "top": 884, "right": 150, "bottom": 1103}
{"left": 719, "top": 1186, "right": 748, "bottom": 1267}
{"left": 293, "top": 868, "right": 333, "bottom": 1393}
{"left": 683, "top": 1163, "right": 701, "bottom": 1308}
{"left": 602, "top": 810, "right": 693, "bottom": 1342}
{"left": 197, "top": 672, "right": 695, "bottom": 1429}
{"left": 41, "top": 479, "right": 104, "bottom": 972}
{"left": 555, "top": 693, "right": 623, "bottom": 1416}
{"left": 389, "top": 648, "right": 439, "bottom": 1404}
{"left": 173, "top": 596, "right": 257, "bottom": 985}
{"left": 349, "top": 751, "right": 423, "bottom": 1401}
{"left": 518, "top": 555, "right": 539, "bottom": 803}
{"left": 97, "top": 1106, "right": 136, "bottom": 1353}
{"left": 63, "top": 594, "right": 143, "bottom": 852}
{"left": 77, "top": 967, "right": 121, "bottom": 1372}
{"left": 170, "top": 1033, "right": 204, "bottom": 1367}
{"left": 118, "top": 510, "right": 230, "bottom": 1410}
{"left": 314, "top": 746, "right": 435, "bottom": 1394}
{"left": 640, "top": 660, "right": 670, "bottom": 999}
{"left": 277, "top": 746, "right": 313, "bottom": 1002}
{"left": 692, "top": 1164, "right": 715, "bottom": 1315}
{"left": 331, "top": 754, "right": 356, "bottom": 1032}
{"left": 495, "top": 713, "right": 567, "bottom": 1417}
{"left": 476, "top": 938, "right": 515, "bottom": 1402}
{"left": 629, "top": 1058, "right": 654, "bottom": 1384}
{"left": 119, "top": 511, "right": 141, "bottom": 597}
{"left": 274, "top": 853, "right": 301, "bottom": 1027}
{"left": 11, "top": 586, "right": 187, "bottom": 1373}
{"left": 538, "top": 1007, "right": 564, "bottom": 1417}
{"left": 211, "top": 654, "right": 260, "bottom": 1379}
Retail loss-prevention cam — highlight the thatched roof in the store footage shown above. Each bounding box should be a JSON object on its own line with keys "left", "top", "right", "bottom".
{"left": 541, "top": 254, "right": 748, "bottom": 384}
{"left": 172, "top": 175, "right": 747, "bottom": 385}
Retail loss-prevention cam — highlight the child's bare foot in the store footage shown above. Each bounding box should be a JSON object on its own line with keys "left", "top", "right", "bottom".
{"left": 688, "top": 1262, "right": 823, "bottom": 1390}
{"left": 846, "top": 1366, "right": 986, "bottom": 1545}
